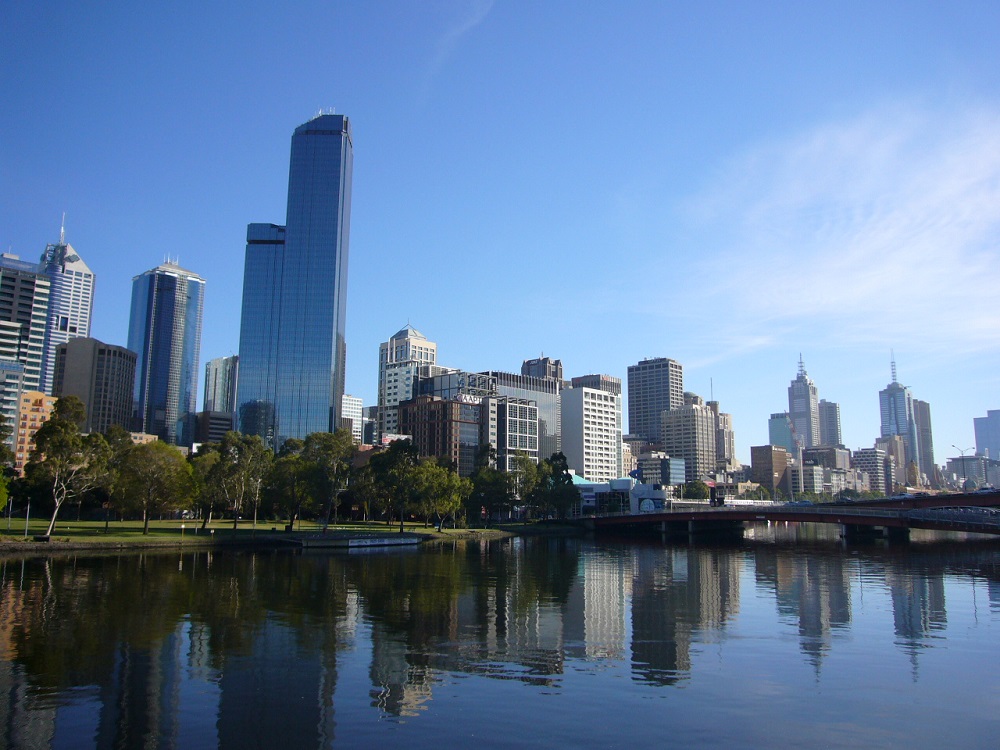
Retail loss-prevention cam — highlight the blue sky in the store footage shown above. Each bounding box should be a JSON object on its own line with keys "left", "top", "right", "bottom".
{"left": 3, "top": 1, "right": 998, "bottom": 465}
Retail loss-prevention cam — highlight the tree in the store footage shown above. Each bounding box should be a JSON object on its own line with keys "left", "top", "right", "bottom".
{"left": 117, "top": 441, "right": 194, "bottom": 534}
{"left": 27, "top": 396, "right": 109, "bottom": 536}
{"left": 189, "top": 444, "right": 222, "bottom": 528}
{"left": 302, "top": 429, "right": 355, "bottom": 529}
{"left": 509, "top": 451, "right": 542, "bottom": 517}
{"left": 209, "top": 432, "right": 273, "bottom": 529}
{"left": 368, "top": 439, "right": 419, "bottom": 531}
{"left": 468, "top": 466, "right": 512, "bottom": 527}
{"left": 533, "top": 452, "right": 580, "bottom": 520}
{"left": 410, "top": 460, "right": 470, "bottom": 530}
{"left": 683, "top": 480, "right": 711, "bottom": 500}
{"left": 268, "top": 439, "right": 315, "bottom": 529}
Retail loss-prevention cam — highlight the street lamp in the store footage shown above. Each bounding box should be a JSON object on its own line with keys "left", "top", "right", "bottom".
{"left": 952, "top": 445, "right": 974, "bottom": 491}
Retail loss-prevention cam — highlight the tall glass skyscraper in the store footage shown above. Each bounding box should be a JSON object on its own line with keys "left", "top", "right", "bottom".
{"left": 238, "top": 114, "right": 353, "bottom": 449}
{"left": 128, "top": 261, "right": 205, "bottom": 446}
{"left": 38, "top": 223, "right": 95, "bottom": 395}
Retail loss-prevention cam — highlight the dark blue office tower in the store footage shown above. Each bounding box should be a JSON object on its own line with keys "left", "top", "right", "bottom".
{"left": 128, "top": 261, "right": 205, "bottom": 446}
{"left": 238, "top": 114, "right": 353, "bottom": 449}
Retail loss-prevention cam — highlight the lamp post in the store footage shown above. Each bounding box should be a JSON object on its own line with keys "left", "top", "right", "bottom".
{"left": 952, "top": 445, "right": 974, "bottom": 491}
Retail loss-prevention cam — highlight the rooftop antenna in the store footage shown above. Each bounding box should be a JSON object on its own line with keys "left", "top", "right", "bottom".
{"left": 798, "top": 353, "right": 806, "bottom": 376}
{"left": 710, "top": 377, "right": 714, "bottom": 402}
{"left": 59, "top": 212, "right": 66, "bottom": 245}
{"left": 890, "top": 350, "right": 897, "bottom": 384}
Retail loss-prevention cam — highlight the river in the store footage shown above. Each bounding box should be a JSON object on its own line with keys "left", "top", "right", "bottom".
{"left": 1, "top": 525, "right": 998, "bottom": 748}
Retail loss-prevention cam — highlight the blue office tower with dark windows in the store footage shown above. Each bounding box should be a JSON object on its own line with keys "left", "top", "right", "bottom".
{"left": 237, "top": 114, "right": 353, "bottom": 450}
{"left": 128, "top": 261, "right": 205, "bottom": 446}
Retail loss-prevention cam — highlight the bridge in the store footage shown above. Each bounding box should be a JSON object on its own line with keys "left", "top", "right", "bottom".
{"left": 584, "top": 491, "right": 1000, "bottom": 540}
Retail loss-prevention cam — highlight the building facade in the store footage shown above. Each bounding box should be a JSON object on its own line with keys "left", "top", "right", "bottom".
{"left": 342, "top": 394, "right": 363, "bottom": 443}
{"left": 204, "top": 355, "right": 238, "bottom": 413}
{"left": 128, "top": 261, "right": 205, "bottom": 446}
{"left": 974, "top": 409, "right": 1000, "bottom": 460}
{"left": 521, "top": 356, "right": 563, "bottom": 382}
{"left": 561, "top": 385, "right": 622, "bottom": 483}
{"left": 879, "top": 368, "right": 920, "bottom": 478}
{"left": 377, "top": 325, "right": 438, "bottom": 438}
{"left": 0, "top": 361, "right": 25, "bottom": 451}
{"left": 38, "top": 226, "right": 95, "bottom": 394}
{"left": 768, "top": 412, "right": 799, "bottom": 456}
{"left": 913, "top": 398, "right": 935, "bottom": 483}
{"left": 52, "top": 337, "right": 136, "bottom": 435}
{"left": 662, "top": 402, "right": 717, "bottom": 483}
{"left": 482, "top": 370, "right": 561, "bottom": 460}
{"left": 750, "top": 444, "right": 790, "bottom": 498}
{"left": 627, "top": 357, "right": 683, "bottom": 443}
{"left": 0, "top": 253, "right": 51, "bottom": 393}
{"left": 238, "top": 114, "right": 353, "bottom": 449}
{"left": 852, "top": 447, "right": 891, "bottom": 496}
{"left": 14, "top": 391, "right": 57, "bottom": 476}
{"left": 818, "top": 399, "right": 842, "bottom": 446}
{"left": 707, "top": 400, "right": 736, "bottom": 470}
{"left": 787, "top": 357, "right": 819, "bottom": 449}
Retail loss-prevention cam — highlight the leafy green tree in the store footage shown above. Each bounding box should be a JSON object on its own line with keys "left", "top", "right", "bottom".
{"left": 189, "top": 444, "right": 222, "bottom": 527}
{"left": 369, "top": 439, "right": 419, "bottom": 530}
{"left": 533, "top": 452, "right": 580, "bottom": 519}
{"left": 27, "top": 396, "right": 109, "bottom": 536}
{"left": 683, "top": 479, "right": 711, "bottom": 500}
{"left": 302, "top": 429, "right": 355, "bottom": 529}
{"left": 209, "top": 432, "right": 273, "bottom": 529}
{"left": 469, "top": 466, "right": 512, "bottom": 527}
{"left": 344, "top": 462, "right": 377, "bottom": 521}
{"left": 509, "top": 451, "right": 542, "bottom": 515}
{"left": 117, "top": 441, "right": 194, "bottom": 534}
{"left": 268, "top": 438, "right": 315, "bottom": 529}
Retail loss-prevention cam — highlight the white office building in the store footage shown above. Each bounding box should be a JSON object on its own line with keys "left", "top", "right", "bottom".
{"left": 377, "top": 325, "right": 438, "bottom": 438}
{"left": 561, "top": 383, "right": 623, "bottom": 483}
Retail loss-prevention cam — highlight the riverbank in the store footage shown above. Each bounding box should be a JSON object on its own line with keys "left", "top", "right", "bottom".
{"left": 0, "top": 518, "right": 582, "bottom": 556}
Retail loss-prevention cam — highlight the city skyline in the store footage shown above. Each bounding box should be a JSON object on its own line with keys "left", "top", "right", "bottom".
{"left": 3, "top": 2, "right": 999, "bottom": 463}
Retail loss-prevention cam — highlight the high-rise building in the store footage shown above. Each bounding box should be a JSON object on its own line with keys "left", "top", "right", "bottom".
{"left": 0, "top": 253, "right": 51, "bottom": 392}
{"left": 52, "top": 337, "right": 136, "bottom": 435}
{"left": 707, "top": 400, "right": 736, "bottom": 470}
{"left": 768, "top": 412, "right": 799, "bottom": 456}
{"left": 852, "top": 447, "right": 891, "bottom": 496}
{"left": 481, "top": 370, "right": 561, "bottom": 459}
{"left": 974, "top": 409, "right": 1000, "bottom": 460}
{"left": 788, "top": 356, "right": 819, "bottom": 448}
{"left": 14, "top": 391, "right": 57, "bottom": 476}
{"left": 561, "top": 384, "right": 622, "bottom": 482}
{"left": 204, "top": 355, "right": 239, "bottom": 413}
{"left": 751, "top": 445, "right": 790, "bottom": 498}
{"left": 38, "top": 223, "right": 95, "bottom": 394}
{"left": 128, "top": 261, "right": 205, "bottom": 446}
{"left": 521, "top": 356, "right": 563, "bottom": 382}
{"left": 237, "top": 114, "right": 353, "bottom": 449}
{"left": 818, "top": 399, "right": 842, "bottom": 446}
{"left": 913, "top": 399, "right": 935, "bottom": 482}
{"left": 342, "top": 394, "right": 363, "bottom": 443}
{"left": 879, "top": 358, "right": 920, "bottom": 478}
{"left": 377, "top": 325, "right": 438, "bottom": 438}
{"left": 0, "top": 360, "right": 25, "bottom": 450}
{"left": 571, "top": 374, "right": 621, "bottom": 396}
{"left": 662, "top": 402, "right": 717, "bottom": 483}
{"left": 627, "top": 357, "right": 683, "bottom": 443}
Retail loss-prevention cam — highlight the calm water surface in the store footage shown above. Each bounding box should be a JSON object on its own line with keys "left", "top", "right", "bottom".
{"left": 1, "top": 526, "right": 998, "bottom": 749}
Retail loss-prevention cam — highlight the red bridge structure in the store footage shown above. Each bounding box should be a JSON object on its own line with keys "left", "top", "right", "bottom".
{"left": 582, "top": 490, "right": 1000, "bottom": 541}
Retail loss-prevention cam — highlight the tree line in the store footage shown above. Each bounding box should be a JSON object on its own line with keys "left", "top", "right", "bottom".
{"left": 1, "top": 396, "right": 582, "bottom": 535}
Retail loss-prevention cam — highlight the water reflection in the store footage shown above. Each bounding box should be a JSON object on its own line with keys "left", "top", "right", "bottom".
{"left": 1, "top": 531, "right": 999, "bottom": 748}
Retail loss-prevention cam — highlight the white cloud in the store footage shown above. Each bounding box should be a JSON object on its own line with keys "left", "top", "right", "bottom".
{"left": 679, "top": 103, "right": 1000, "bottom": 356}
{"left": 417, "top": 0, "right": 494, "bottom": 102}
